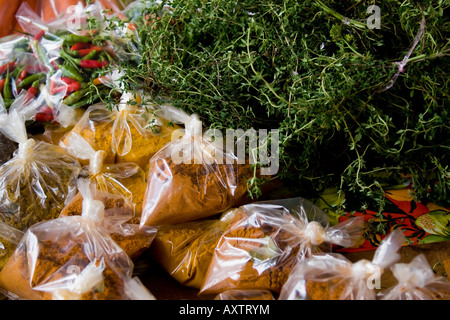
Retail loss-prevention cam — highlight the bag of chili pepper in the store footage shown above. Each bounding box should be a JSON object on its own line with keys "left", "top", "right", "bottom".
{"left": 0, "top": 34, "right": 49, "bottom": 110}
{"left": 0, "top": 101, "right": 81, "bottom": 234}
{"left": 378, "top": 254, "right": 450, "bottom": 300}
{"left": 60, "top": 130, "right": 147, "bottom": 221}
{"left": 198, "top": 197, "right": 364, "bottom": 297}
{"left": 0, "top": 178, "right": 156, "bottom": 300}
{"left": 278, "top": 228, "right": 406, "bottom": 300}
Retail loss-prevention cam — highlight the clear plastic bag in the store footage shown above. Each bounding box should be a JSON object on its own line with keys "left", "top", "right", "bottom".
{"left": 199, "top": 197, "right": 364, "bottom": 296}
{"left": 278, "top": 228, "right": 406, "bottom": 300}
{"left": 60, "top": 130, "right": 147, "bottom": 221}
{"left": 0, "top": 103, "right": 81, "bottom": 232}
{"left": 379, "top": 254, "right": 450, "bottom": 300}
{"left": 60, "top": 94, "right": 179, "bottom": 170}
{"left": 141, "top": 106, "right": 256, "bottom": 227}
{"left": 0, "top": 178, "right": 156, "bottom": 300}
{"left": 149, "top": 208, "right": 239, "bottom": 289}
{"left": 215, "top": 289, "right": 275, "bottom": 300}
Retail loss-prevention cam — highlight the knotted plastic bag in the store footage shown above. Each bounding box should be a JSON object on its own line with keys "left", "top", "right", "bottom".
{"left": 278, "top": 228, "right": 406, "bottom": 300}
{"left": 199, "top": 197, "right": 364, "bottom": 296}
{"left": 0, "top": 103, "right": 81, "bottom": 232}
{"left": 141, "top": 105, "right": 255, "bottom": 227}
{"left": 379, "top": 254, "right": 450, "bottom": 300}
{"left": 60, "top": 130, "right": 147, "bottom": 221}
{"left": 0, "top": 179, "right": 155, "bottom": 300}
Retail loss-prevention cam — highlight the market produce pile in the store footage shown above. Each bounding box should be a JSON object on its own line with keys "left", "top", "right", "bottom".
{"left": 0, "top": 0, "right": 449, "bottom": 300}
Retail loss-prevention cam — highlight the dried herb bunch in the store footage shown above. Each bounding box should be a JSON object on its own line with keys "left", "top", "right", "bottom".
{"left": 96, "top": 0, "right": 450, "bottom": 213}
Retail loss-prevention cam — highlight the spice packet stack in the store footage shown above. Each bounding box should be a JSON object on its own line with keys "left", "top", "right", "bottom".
{"left": 60, "top": 181, "right": 157, "bottom": 261}
{"left": 60, "top": 130, "right": 147, "bottom": 221}
{"left": 0, "top": 179, "right": 156, "bottom": 300}
{"left": 0, "top": 100, "right": 81, "bottom": 232}
{"left": 198, "top": 197, "right": 364, "bottom": 297}
{"left": 278, "top": 228, "right": 406, "bottom": 300}
{"left": 379, "top": 254, "right": 450, "bottom": 300}
{"left": 149, "top": 208, "right": 239, "bottom": 289}
{"left": 140, "top": 104, "right": 256, "bottom": 227}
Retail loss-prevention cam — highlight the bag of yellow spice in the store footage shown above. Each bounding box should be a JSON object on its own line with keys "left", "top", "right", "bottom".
{"left": 60, "top": 92, "right": 180, "bottom": 171}
{"left": 60, "top": 131, "right": 147, "bottom": 222}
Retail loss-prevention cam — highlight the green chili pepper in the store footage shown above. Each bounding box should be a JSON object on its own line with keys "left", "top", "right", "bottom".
{"left": 3, "top": 67, "right": 13, "bottom": 100}
{"left": 59, "top": 49, "right": 82, "bottom": 68}
{"left": 68, "top": 95, "right": 95, "bottom": 109}
{"left": 62, "top": 34, "right": 91, "bottom": 45}
{"left": 83, "top": 49, "right": 98, "bottom": 61}
{"left": 33, "top": 40, "right": 52, "bottom": 70}
{"left": 17, "top": 73, "right": 45, "bottom": 89}
{"left": 43, "top": 33, "right": 61, "bottom": 42}
{"left": 10, "top": 65, "right": 24, "bottom": 80}
{"left": 60, "top": 65, "right": 84, "bottom": 83}
{"left": 3, "top": 98, "right": 14, "bottom": 109}
{"left": 63, "top": 88, "right": 89, "bottom": 106}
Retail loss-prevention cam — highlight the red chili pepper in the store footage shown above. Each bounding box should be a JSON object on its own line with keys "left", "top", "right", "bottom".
{"left": 16, "top": 69, "right": 27, "bottom": 86}
{"left": 51, "top": 61, "right": 60, "bottom": 70}
{"left": 80, "top": 59, "right": 108, "bottom": 68}
{"left": 78, "top": 46, "right": 102, "bottom": 57}
{"left": 24, "top": 86, "right": 38, "bottom": 102}
{"left": 60, "top": 77, "right": 78, "bottom": 84}
{"left": 35, "top": 106, "right": 54, "bottom": 122}
{"left": 0, "top": 78, "right": 5, "bottom": 92}
{"left": 34, "top": 30, "right": 45, "bottom": 42}
{"left": 0, "top": 62, "right": 16, "bottom": 74}
{"left": 65, "top": 81, "right": 81, "bottom": 94}
{"left": 71, "top": 42, "right": 91, "bottom": 51}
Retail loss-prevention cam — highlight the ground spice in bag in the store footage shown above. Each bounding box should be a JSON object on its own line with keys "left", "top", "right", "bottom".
{"left": 141, "top": 111, "right": 258, "bottom": 226}
{"left": 149, "top": 209, "right": 238, "bottom": 288}
{"left": 0, "top": 179, "right": 155, "bottom": 300}
{"left": 278, "top": 228, "right": 406, "bottom": 300}
{"left": 379, "top": 254, "right": 450, "bottom": 300}
{"left": 199, "top": 198, "right": 364, "bottom": 296}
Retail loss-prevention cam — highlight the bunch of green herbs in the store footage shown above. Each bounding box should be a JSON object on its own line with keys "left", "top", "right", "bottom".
{"left": 93, "top": 0, "right": 450, "bottom": 215}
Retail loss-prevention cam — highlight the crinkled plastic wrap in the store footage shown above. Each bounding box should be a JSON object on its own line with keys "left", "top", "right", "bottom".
{"left": 0, "top": 105, "right": 81, "bottom": 232}
{"left": 379, "top": 254, "right": 450, "bottom": 300}
{"left": 214, "top": 289, "right": 275, "bottom": 301}
{"left": 278, "top": 228, "right": 406, "bottom": 300}
{"left": 141, "top": 106, "right": 255, "bottom": 227}
{"left": 149, "top": 209, "right": 238, "bottom": 289}
{"left": 199, "top": 197, "right": 364, "bottom": 296}
{"left": 60, "top": 130, "right": 147, "bottom": 221}
{"left": 0, "top": 179, "right": 155, "bottom": 300}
